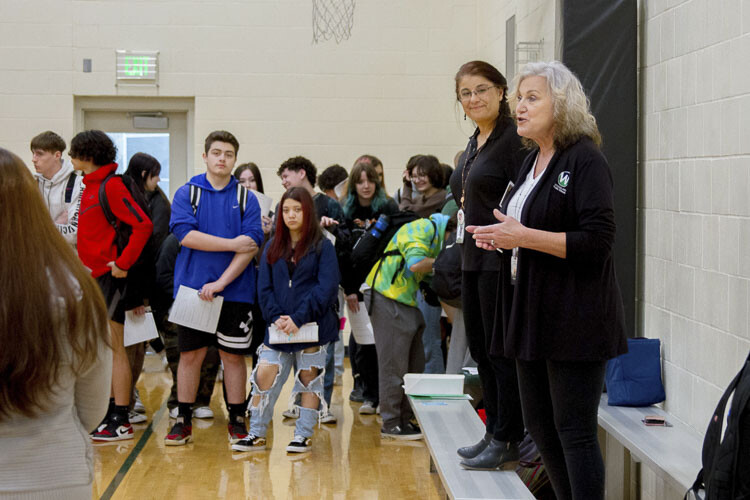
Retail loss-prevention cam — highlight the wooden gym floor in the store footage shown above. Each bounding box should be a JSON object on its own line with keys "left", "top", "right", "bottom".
{"left": 91, "top": 354, "right": 443, "bottom": 499}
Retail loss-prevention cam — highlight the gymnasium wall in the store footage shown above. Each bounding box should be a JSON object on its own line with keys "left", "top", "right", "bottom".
{"left": 0, "top": 0, "right": 482, "bottom": 201}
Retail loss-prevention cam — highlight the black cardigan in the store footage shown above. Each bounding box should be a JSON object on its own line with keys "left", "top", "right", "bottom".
{"left": 450, "top": 115, "right": 526, "bottom": 271}
{"left": 494, "top": 137, "right": 628, "bottom": 361}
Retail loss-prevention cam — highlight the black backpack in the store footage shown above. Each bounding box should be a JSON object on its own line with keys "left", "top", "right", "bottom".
{"left": 686, "top": 350, "right": 750, "bottom": 499}
{"left": 98, "top": 173, "right": 153, "bottom": 254}
{"left": 431, "top": 231, "right": 462, "bottom": 308}
{"left": 349, "top": 210, "right": 420, "bottom": 288}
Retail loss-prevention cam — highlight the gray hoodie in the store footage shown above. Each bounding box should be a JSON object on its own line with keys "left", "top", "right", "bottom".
{"left": 35, "top": 158, "right": 83, "bottom": 247}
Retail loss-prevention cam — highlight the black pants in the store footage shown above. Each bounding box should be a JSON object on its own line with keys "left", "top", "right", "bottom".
{"left": 461, "top": 270, "right": 524, "bottom": 442}
{"left": 355, "top": 343, "right": 379, "bottom": 403}
{"left": 516, "top": 359, "right": 606, "bottom": 500}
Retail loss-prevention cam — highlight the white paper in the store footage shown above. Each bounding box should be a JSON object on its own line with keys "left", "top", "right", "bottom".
{"left": 334, "top": 179, "right": 347, "bottom": 199}
{"left": 268, "top": 322, "right": 319, "bottom": 344}
{"left": 251, "top": 189, "right": 274, "bottom": 217}
{"left": 124, "top": 310, "right": 159, "bottom": 347}
{"left": 348, "top": 302, "right": 375, "bottom": 345}
{"left": 168, "top": 285, "right": 224, "bottom": 333}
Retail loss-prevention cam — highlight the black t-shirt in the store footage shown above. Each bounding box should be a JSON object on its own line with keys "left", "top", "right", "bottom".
{"left": 449, "top": 115, "right": 527, "bottom": 271}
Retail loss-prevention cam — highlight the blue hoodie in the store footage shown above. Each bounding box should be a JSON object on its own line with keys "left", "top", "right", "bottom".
{"left": 170, "top": 174, "right": 264, "bottom": 303}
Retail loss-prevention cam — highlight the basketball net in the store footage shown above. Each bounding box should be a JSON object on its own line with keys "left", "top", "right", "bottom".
{"left": 312, "top": 0, "right": 355, "bottom": 44}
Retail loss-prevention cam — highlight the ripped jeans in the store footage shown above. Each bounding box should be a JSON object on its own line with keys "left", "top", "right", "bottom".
{"left": 248, "top": 344, "right": 327, "bottom": 439}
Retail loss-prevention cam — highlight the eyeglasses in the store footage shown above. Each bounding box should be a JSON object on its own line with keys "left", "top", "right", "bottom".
{"left": 458, "top": 85, "right": 497, "bottom": 102}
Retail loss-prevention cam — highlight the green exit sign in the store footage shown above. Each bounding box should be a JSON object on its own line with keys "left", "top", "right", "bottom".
{"left": 116, "top": 50, "right": 158, "bottom": 84}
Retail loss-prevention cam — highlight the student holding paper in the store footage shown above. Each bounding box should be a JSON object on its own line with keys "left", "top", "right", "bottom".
{"left": 70, "top": 130, "right": 153, "bottom": 442}
{"left": 232, "top": 187, "right": 339, "bottom": 454}
{"left": 165, "top": 131, "right": 263, "bottom": 447}
{"left": 341, "top": 160, "right": 399, "bottom": 414}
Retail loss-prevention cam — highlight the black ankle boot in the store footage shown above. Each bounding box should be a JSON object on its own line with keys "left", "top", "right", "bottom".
{"left": 459, "top": 439, "right": 520, "bottom": 470}
{"left": 456, "top": 432, "right": 492, "bottom": 459}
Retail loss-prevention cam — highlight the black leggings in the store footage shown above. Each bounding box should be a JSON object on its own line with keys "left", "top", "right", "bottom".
{"left": 516, "top": 359, "right": 606, "bottom": 500}
{"left": 461, "top": 270, "right": 524, "bottom": 442}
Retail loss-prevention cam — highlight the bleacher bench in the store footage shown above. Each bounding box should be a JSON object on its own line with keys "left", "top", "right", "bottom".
{"left": 409, "top": 396, "right": 534, "bottom": 500}
{"left": 598, "top": 394, "right": 703, "bottom": 499}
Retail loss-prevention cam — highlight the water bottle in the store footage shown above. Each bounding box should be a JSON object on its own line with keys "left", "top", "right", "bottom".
{"left": 369, "top": 214, "right": 390, "bottom": 239}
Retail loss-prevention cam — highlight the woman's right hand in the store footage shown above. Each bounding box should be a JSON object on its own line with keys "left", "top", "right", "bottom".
{"left": 346, "top": 294, "right": 360, "bottom": 313}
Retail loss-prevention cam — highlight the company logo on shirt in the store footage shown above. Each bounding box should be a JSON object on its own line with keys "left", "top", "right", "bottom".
{"left": 554, "top": 171, "right": 570, "bottom": 194}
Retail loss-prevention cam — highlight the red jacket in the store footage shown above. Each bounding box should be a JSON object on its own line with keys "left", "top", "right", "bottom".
{"left": 77, "top": 163, "right": 153, "bottom": 278}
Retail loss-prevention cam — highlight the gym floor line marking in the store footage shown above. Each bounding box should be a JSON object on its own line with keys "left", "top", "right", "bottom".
{"left": 99, "top": 395, "right": 169, "bottom": 500}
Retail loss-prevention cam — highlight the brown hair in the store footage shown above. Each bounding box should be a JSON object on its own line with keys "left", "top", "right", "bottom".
{"left": 204, "top": 130, "right": 239, "bottom": 155}
{"left": 0, "top": 148, "right": 110, "bottom": 421}
{"left": 454, "top": 60, "right": 511, "bottom": 121}
{"left": 30, "top": 131, "right": 66, "bottom": 153}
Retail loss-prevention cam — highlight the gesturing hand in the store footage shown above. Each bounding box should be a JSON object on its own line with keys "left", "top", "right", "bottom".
{"left": 467, "top": 209, "right": 527, "bottom": 251}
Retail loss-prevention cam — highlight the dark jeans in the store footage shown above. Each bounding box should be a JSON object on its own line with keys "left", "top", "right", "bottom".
{"left": 462, "top": 271, "right": 524, "bottom": 442}
{"left": 516, "top": 359, "right": 606, "bottom": 500}
{"left": 355, "top": 343, "right": 379, "bottom": 403}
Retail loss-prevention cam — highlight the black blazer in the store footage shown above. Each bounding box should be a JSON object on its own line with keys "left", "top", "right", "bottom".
{"left": 494, "top": 137, "right": 628, "bottom": 361}
{"left": 450, "top": 115, "right": 526, "bottom": 271}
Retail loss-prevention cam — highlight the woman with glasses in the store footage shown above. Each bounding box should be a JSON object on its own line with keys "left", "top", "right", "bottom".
{"left": 397, "top": 154, "right": 449, "bottom": 217}
{"left": 449, "top": 60, "right": 527, "bottom": 470}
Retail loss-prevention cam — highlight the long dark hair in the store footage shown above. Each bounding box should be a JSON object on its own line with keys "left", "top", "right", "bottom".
{"left": 266, "top": 187, "right": 322, "bottom": 265}
{"left": 0, "top": 148, "right": 109, "bottom": 421}
{"left": 124, "top": 152, "right": 161, "bottom": 193}
{"left": 454, "top": 60, "right": 511, "bottom": 121}
{"left": 234, "top": 162, "right": 264, "bottom": 193}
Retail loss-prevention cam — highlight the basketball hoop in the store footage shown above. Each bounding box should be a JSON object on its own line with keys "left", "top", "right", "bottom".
{"left": 312, "top": 0, "right": 355, "bottom": 44}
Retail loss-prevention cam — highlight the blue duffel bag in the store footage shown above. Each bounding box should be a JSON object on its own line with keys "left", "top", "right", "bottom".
{"left": 605, "top": 337, "right": 666, "bottom": 407}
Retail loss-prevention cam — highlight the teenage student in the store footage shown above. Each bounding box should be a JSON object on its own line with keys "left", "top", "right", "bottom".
{"left": 0, "top": 148, "right": 111, "bottom": 499}
{"left": 70, "top": 130, "right": 153, "bottom": 442}
{"left": 165, "top": 130, "right": 264, "bottom": 446}
{"left": 232, "top": 187, "right": 339, "bottom": 453}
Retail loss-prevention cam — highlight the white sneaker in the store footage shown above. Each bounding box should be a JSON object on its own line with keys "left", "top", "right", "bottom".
{"left": 133, "top": 391, "right": 145, "bottom": 413}
{"left": 169, "top": 407, "right": 178, "bottom": 419}
{"left": 320, "top": 411, "right": 337, "bottom": 424}
{"left": 359, "top": 401, "right": 377, "bottom": 415}
{"left": 193, "top": 406, "right": 214, "bottom": 419}
{"left": 129, "top": 410, "right": 147, "bottom": 424}
{"left": 282, "top": 406, "right": 300, "bottom": 419}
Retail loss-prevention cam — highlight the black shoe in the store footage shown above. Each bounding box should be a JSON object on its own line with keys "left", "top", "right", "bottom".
{"left": 286, "top": 435, "right": 312, "bottom": 453}
{"left": 459, "top": 439, "right": 519, "bottom": 470}
{"left": 349, "top": 388, "right": 364, "bottom": 403}
{"left": 380, "top": 423, "right": 422, "bottom": 441}
{"left": 457, "top": 432, "right": 492, "bottom": 459}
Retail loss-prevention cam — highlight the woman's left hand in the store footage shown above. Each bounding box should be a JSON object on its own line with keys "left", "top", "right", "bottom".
{"left": 261, "top": 215, "right": 273, "bottom": 234}
{"left": 467, "top": 209, "right": 527, "bottom": 250}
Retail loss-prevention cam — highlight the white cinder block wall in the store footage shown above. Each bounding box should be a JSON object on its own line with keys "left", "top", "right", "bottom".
{"left": 639, "top": 0, "right": 750, "bottom": 434}
{"left": 0, "top": 0, "right": 482, "bottom": 202}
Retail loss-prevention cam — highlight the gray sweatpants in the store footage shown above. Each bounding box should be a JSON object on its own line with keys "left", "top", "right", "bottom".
{"left": 367, "top": 289, "right": 425, "bottom": 428}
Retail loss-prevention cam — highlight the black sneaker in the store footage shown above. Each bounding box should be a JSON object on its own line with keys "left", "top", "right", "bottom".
{"left": 380, "top": 423, "right": 423, "bottom": 441}
{"left": 231, "top": 434, "right": 266, "bottom": 452}
{"left": 228, "top": 421, "right": 248, "bottom": 444}
{"left": 349, "top": 387, "right": 364, "bottom": 403}
{"left": 91, "top": 417, "right": 134, "bottom": 442}
{"left": 165, "top": 419, "right": 192, "bottom": 446}
{"left": 286, "top": 435, "right": 312, "bottom": 453}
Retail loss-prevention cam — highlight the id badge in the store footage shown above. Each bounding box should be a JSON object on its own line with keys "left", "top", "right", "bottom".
{"left": 510, "top": 247, "right": 518, "bottom": 285}
{"left": 456, "top": 209, "right": 465, "bottom": 244}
